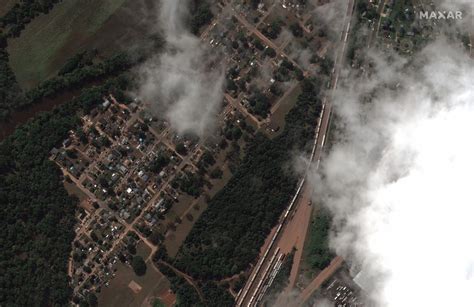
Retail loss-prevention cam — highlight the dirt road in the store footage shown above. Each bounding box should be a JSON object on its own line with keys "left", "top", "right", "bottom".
{"left": 296, "top": 256, "right": 344, "bottom": 305}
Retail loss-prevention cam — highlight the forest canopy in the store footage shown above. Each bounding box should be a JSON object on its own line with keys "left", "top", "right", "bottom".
{"left": 0, "top": 77, "right": 128, "bottom": 306}
{"left": 172, "top": 78, "right": 323, "bottom": 279}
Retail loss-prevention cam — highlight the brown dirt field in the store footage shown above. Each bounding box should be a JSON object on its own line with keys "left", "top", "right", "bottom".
{"left": 64, "top": 180, "right": 89, "bottom": 202}
{"left": 129, "top": 280, "right": 143, "bottom": 294}
{"left": 98, "top": 260, "right": 169, "bottom": 307}
{"left": 136, "top": 240, "right": 152, "bottom": 259}
{"left": 168, "top": 194, "right": 195, "bottom": 219}
{"left": 157, "top": 290, "right": 177, "bottom": 307}
{"left": 276, "top": 186, "right": 313, "bottom": 255}
{"left": 283, "top": 187, "right": 314, "bottom": 287}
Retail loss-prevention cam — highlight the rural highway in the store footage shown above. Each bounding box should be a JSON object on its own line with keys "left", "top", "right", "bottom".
{"left": 235, "top": 0, "right": 355, "bottom": 305}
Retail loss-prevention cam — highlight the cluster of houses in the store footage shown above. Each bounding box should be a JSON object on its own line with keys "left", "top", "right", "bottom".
{"left": 50, "top": 96, "right": 222, "bottom": 301}
{"left": 203, "top": 0, "right": 333, "bottom": 127}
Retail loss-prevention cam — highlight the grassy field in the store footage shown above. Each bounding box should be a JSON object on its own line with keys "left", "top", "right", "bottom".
{"left": 64, "top": 180, "right": 88, "bottom": 201}
{"left": 268, "top": 84, "right": 302, "bottom": 136}
{"left": 7, "top": 0, "right": 155, "bottom": 89}
{"left": 164, "top": 164, "right": 233, "bottom": 257}
{"left": 298, "top": 207, "right": 333, "bottom": 285}
{"left": 98, "top": 260, "right": 170, "bottom": 307}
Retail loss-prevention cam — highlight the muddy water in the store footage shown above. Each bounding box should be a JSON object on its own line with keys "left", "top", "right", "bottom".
{"left": 0, "top": 77, "right": 107, "bottom": 141}
{"left": 0, "top": 90, "right": 79, "bottom": 141}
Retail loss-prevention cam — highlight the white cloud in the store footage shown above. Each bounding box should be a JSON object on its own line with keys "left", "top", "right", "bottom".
{"left": 137, "top": 0, "right": 225, "bottom": 137}
{"left": 309, "top": 39, "right": 474, "bottom": 306}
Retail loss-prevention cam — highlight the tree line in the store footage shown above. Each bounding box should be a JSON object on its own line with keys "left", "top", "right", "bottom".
{"left": 1, "top": 0, "right": 63, "bottom": 38}
{"left": 171, "top": 78, "right": 323, "bottom": 282}
{"left": 305, "top": 209, "right": 333, "bottom": 270}
{"left": 0, "top": 0, "right": 163, "bottom": 123}
{"left": 156, "top": 262, "right": 234, "bottom": 307}
{"left": 0, "top": 48, "right": 135, "bottom": 122}
{"left": 0, "top": 1, "right": 65, "bottom": 121}
{"left": 0, "top": 76, "right": 129, "bottom": 306}
{"left": 189, "top": 0, "right": 214, "bottom": 34}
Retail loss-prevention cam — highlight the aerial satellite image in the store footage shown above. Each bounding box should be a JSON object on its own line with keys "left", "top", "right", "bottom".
{"left": 0, "top": 0, "right": 472, "bottom": 306}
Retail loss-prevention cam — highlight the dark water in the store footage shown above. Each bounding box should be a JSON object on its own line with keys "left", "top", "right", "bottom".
{"left": 0, "top": 78, "right": 106, "bottom": 141}
{"left": 0, "top": 90, "right": 79, "bottom": 141}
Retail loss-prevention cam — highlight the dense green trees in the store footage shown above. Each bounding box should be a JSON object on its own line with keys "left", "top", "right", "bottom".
{"left": 1, "top": 0, "right": 62, "bottom": 37}
{"left": 306, "top": 209, "right": 333, "bottom": 270}
{"left": 0, "top": 0, "right": 161, "bottom": 123}
{"left": 0, "top": 106, "right": 77, "bottom": 304}
{"left": 200, "top": 282, "right": 234, "bottom": 307}
{"left": 290, "top": 22, "right": 304, "bottom": 37}
{"left": 148, "top": 153, "right": 171, "bottom": 173}
{"left": 156, "top": 262, "right": 233, "bottom": 307}
{"left": 58, "top": 50, "right": 96, "bottom": 75}
{"left": 132, "top": 256, "right": 147, "bottom": 276}
{"left": 264, "top": 47, "right": 276, "bottom": 58}
{"left": 190, "top": 1, "right": 214, "bottom": 34}
{"left": 157, "top": 263, "right": 204, "bottom": 307}
{"left": 248, "top": 90, "right": 271, "bottom": 118}
{"left": 263, "top": 20, "right": 283, "bottom": 39}
{"left": 0, "top": 49, "right": 22, "bottom": 120}
{"left": 0, "top": 78, "right": 129, "bottom": 306}
{"left": 25, "top": 52, "right": 133, "bottom": 106}
{"left": 176, "top": 143, "right": 188, "bottom": 155}
{"left": 0, "top": 49, "right": 133, "bottom": 122}
{"left": 173, "top": 78, "right": 322, "bottom": 280}
{"left": 174, "top": 171, "right": 204, "bottom": 197}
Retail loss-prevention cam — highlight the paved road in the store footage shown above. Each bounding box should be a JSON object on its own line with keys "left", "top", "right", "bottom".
{"left": 231, "top": 9, "right": 306, "bottom": 74}
{"left": 224, "top": 93, "right": 261, "bottom": 127}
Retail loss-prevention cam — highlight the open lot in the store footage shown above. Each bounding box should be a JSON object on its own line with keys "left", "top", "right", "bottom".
{"left": 98, "top": 259, "right": 170, "bottom": 307}
{"left": 6, "top": 0, "right": 156, "bottom": 88}
{"left": 268, "top": 83, "right": 302, "bottom": 136}
{"left": 64, "top": 179, "right": 89, "bottom": 202}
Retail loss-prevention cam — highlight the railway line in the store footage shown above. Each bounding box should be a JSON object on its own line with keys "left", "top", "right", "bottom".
{"left": 235, "top": 0, "right": 355, "bottom": 305}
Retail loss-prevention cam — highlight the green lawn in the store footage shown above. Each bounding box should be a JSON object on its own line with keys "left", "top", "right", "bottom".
{"left": 268, "top": 83, "right": 302, "bottom": 136}
{"left": 6, "top": 0, "right": 128, "bottom": 89}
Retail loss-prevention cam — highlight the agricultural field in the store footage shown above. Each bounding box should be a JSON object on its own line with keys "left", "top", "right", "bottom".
{"left": 7, "top": 0, "right": 156, "bottom": 89}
